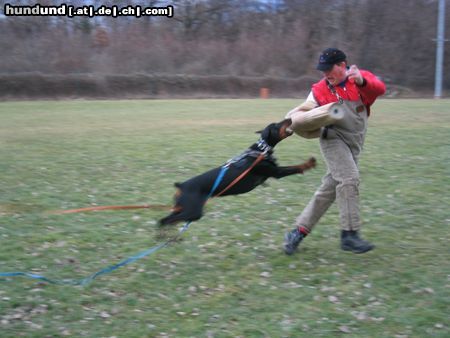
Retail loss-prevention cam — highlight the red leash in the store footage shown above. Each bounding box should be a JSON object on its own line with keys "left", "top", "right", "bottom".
{"left": 51, "top": 204, "right": 170, "bottom": 215}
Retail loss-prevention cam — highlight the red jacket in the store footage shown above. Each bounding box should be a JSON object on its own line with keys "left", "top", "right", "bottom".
{"left": 312, "top": 70, "right": 386, "bottom": 116}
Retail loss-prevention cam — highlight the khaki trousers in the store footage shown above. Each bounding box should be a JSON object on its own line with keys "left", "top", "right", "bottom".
{"left": 295, "top": 100, "right": 368, "bottom": 232}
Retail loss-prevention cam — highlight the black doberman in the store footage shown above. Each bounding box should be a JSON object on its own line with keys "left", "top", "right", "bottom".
{"left": 159, "top": 118, "right": 316, "bottom": 225}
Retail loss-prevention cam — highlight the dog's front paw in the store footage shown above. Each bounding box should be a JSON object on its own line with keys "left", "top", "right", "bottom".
{"left": 297, "top": 157, "right": 317, "bottom": 173}
{"left": 308, "top": 157, "right": 317, "bottom": 168}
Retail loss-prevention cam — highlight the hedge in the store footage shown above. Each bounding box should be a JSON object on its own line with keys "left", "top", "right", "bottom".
{"left": 0, "top": 73, "right": 317, "bottom": 99}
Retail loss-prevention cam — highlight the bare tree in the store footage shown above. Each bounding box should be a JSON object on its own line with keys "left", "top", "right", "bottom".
{"left": 0, "top": 0, "right": 448, "bottom": 90}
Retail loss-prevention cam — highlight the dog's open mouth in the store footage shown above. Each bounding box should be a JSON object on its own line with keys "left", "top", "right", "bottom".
{"left": 280, "top": 124, "right": 294, "bottom": 139}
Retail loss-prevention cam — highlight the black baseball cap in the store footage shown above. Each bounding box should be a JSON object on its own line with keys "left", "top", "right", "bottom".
{"left": 316, "top": 48, "right": 347, "bottom": 71}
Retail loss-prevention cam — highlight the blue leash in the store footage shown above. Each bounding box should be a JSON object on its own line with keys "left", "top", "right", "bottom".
{"left": 0, "top": 165, "right": 229, "bottom": 286}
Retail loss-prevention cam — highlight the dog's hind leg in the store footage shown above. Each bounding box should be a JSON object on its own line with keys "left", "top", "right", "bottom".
{"left": 159, "top": 206, "right": 184, "bottom": 226}
{"left": 159, "top": 194, "right": 206, "bottom": 226}
{"left": 159, "top": 208, "right": 204, "bottom": 225}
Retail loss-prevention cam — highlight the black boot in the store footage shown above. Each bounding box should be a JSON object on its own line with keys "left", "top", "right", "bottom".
{"left": 284, "top": 227, "right": 308, "bottom": 255}
{"left": 341, "top": 230, "right": 375, "bottom": 253}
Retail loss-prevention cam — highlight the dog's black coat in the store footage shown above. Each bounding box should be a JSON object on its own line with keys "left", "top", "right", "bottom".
{"left": 159, "top": 119, "right": 316, "bottom": 225}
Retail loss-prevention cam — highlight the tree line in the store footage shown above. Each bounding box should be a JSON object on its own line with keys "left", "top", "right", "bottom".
{"left": 0, "top": 0, "right": 448, "bottom": 96}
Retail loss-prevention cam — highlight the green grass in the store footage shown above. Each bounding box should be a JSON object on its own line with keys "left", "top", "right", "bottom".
{"left": 0, "top": 99, "right": 449, "bottom": 337}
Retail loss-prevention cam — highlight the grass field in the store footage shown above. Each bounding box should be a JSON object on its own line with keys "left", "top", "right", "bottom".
{"left": 0, "top": 99, "right": 449, "bottom": 337}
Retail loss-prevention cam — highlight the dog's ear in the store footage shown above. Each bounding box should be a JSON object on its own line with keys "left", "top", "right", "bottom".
{"left": 255, "top": 129, "right": 263, "bottom": 134}
{"left": 174, "top": 182, "right": 182, "bottom": 188}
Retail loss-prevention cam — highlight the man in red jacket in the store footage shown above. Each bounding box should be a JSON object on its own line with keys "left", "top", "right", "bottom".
{"left": 284, "top": 48, "right": 386, "bottom": 255}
